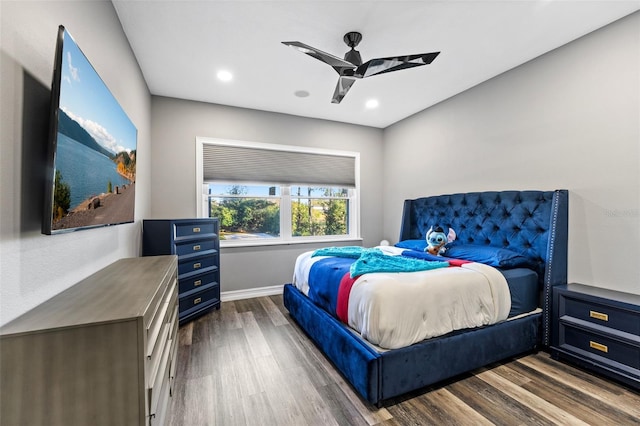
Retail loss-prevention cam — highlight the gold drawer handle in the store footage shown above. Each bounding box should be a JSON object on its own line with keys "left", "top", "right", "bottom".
{"left": 589, "top": 311, "right": 608, "bottom": 321}
{"left": 193, "top": 263, "right": 201, "bottom": 269}
{"left": 193, "top": 245, "right": 201, "bottom": 251}
{"left": 193, "top": 227, "right": 201, "bottom": 233}
{"left": 194, "top": 280, "right": 202, "bottom": 287}
{"left": 590, "top": 341, "right": 608, "bottom": 353}
{"left": 193, "top": 297, "right": 202, "bottom": 305}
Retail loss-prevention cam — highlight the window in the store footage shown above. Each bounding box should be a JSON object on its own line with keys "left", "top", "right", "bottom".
{"left": 196, "top": 138, "right": 360, "bottom": 246}
{"left": 208, "top": 183, "right": 281, "bottom": 240}
{"left": 290, "top": 186, "right": 350, "bottom": 237}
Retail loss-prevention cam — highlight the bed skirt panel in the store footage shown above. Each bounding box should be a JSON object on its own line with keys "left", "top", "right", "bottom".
{"left": 283, "top": 283, "right": 381, "bottom": 403}
{"left": 378, "top": 313, "right": 540, "bottom": 401}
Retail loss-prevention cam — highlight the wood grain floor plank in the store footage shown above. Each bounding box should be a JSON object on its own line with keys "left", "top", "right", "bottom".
{"left": 448, "top": 375, "right": 551, "bottom": 426}
{"left": 423, "top": 388, "right": 494, "bottom": 426}
{"left": 489, "top": 362, "right": 533, "bottom": 386}
{"left": 239, "top": 311, "right": 272, "bottom": 359}
{"left": 394, "top": 397, "right": 445, "bottom": 425}
{"left": 178, "top": 320, "right": 193, "bottom": 346}
{"left": 219, "top": 339, "right": 263, "bottom": 398}
{"left": 191, "top": 312, "right": 213, "bottom": 345}
{"left": 259, "top": 296, "right": 289, "bottom": 326}
{"left": 518, "top": 353, "right": 640, "bottom": 419}
{"left": 316, "top": 383, "right": 371, "bottom": 426}
{"left": 475, "top": 367, "right": 589, "bottom": 425}
{"left": 383, "top": 398, "right": 427, "bottom": 425}
{"left": 278, "top": 365, "right": 343, "bottom": 426}
{"left": 269, "top": 294, "right": 287, "bottom": 315}
{"left": 180, "top": 375, "right": 215, "bottom": 426}
{"left": 261, "top": 323, "right": 305, "bottom": 372}
{"left": 511, "top": 360, "right": 640, "bottom": 425}
{"left": 211, "top": 363, "right": 248, "bottom": 426}
{"left": 281, "top": 323, "right": 337, "bottom": 388}
{"left": 169, "top": 297, "right": 640, "bottom": 426}
{"left": 182, "top": 339, "right": 214, "bottom": 380}
{"left": 220, "top": 300, "right": 243, "bottom": 330}
{"left": 241, "top": 391, "right": 278, "bottom": 426}
{"left": 252, "top": 355, "right": 311, "bottom": 426}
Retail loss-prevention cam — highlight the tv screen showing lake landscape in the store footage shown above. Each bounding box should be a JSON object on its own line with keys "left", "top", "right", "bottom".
{"left": 43, "top": 26, "right": 137, "bottom": 234}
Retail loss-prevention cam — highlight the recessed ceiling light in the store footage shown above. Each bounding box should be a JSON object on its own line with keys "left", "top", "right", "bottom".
{"left": 294, "top": 90, "right": 310, "bottom": 98}
{"left": 217, "top": 70, "right": 233, "bottom": 82}
{"left": 365, "top": 99, "right": 379, "bottom": 109}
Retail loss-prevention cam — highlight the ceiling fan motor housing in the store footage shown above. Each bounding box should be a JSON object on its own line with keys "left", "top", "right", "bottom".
{"left": 343, "top": 32, "right": 363, "bottom": 65}
{"left": 344, "top": 32, "right": 362, "bottom": 47}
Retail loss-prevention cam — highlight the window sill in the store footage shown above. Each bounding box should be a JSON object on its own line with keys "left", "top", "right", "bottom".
{"left": 220, "top": 236, "right": 363, "bottom": 249}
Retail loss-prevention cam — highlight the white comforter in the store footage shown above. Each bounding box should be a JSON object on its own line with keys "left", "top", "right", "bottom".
{"left": 293, "top": 247, "right": 511, "bottom": 349}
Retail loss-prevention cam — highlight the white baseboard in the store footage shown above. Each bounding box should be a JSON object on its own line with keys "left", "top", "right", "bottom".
{"left": 220, "top": 284, "right": 285, "bottom": 302}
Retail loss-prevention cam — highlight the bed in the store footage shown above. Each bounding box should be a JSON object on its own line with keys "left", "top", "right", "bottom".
{"left": 283, "top": 190, "right": 568, "bottom": 406}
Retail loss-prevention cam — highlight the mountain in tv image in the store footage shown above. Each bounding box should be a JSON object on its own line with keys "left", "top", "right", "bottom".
{"left": 52, "top": 110, "right": 137, "bottom": 231}
{"left": 57, "top": 109, "right": 114, "bottom": 158}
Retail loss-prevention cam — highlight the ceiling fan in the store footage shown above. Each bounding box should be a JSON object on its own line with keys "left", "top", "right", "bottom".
{"left": 282, "top": 31, "right": 440, "bottom": 104}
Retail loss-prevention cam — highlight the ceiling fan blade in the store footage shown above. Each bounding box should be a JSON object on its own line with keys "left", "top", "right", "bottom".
{"left": 282, "top": 41, "right": 356, "bottom": 74}
{"left": 331, "top": 77, "right": 356, "bottom": 104}
{"left": 355, "top": 52, "right": 440, "bottom": 78}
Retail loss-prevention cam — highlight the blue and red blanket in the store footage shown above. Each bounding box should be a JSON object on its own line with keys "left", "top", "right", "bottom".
{"left": 307, "top": 248, "right": 470, "bottom": 324}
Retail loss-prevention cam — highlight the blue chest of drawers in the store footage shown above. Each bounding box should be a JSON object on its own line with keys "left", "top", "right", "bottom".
{"left": 143, "top": 218, "right": 221, "bottom": 324}
{"left": 551, "top": 283, "right": 640, "bottom": 390}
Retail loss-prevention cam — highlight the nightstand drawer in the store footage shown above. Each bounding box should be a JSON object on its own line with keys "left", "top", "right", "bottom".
{"left": 174, "top": 221, "right": 216, "bottom": 238}
{"left": 179, "top": 285, "right": 220, "bottom": 314}
{"left": 177, "top": 255, "right": 217, "bottom": 277}
{"left": 175, "top": 239, "right": 217, "bottom": 257}
{"left": 563, "top": 297, "right": 640, "bottom": 336}
{"left": 561, "top": 323, "right": 640, "bottom": 369}
{"left": 179, "top": 270, "right": 219, "bottom": 295}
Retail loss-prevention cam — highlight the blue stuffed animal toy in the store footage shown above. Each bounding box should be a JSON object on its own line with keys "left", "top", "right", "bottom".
{"left": 425, "top": 226, "right": 457, "bottom": 256}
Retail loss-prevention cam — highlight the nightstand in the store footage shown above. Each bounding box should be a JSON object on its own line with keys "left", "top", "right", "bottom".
{"left": 551, "top": 283, "right": 640, "bottom": 390}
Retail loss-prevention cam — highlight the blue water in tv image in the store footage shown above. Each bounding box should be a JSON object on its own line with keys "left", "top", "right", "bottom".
{"left": 55, "top": 134, "right": 131, "bottom": 209}
{"left": 49, "top": 27, "right": 137, "bottom": 232}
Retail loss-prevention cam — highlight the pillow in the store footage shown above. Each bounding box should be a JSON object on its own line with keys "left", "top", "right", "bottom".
{"left": 445, "top": 245, "right": 533, "bottom": 269}
{"left": 394, "top": 239, "right": 427, "bottom": 251}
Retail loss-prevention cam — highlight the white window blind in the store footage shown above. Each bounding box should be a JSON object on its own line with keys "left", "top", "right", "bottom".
{"left": 202, "top": 143, "right": 356, "bottom": 187}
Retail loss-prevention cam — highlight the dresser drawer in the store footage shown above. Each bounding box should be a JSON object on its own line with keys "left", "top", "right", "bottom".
{"left": 148, "top": 328, "right": 172, "bottom": 422}
{"left": 175, "top": 239, "right": 217, "bottom": 257}
{"left": 560, "top": 322, "right": 640, "bottom": 369}
{"left": 144, "top": 218, "right": 221, "bottom": 325}
{"left": 179, "top": 270, "right": 219, "bottom": 295}
{"left": 146, "top": 278, "right": 177, "bottom": 361}
{"left": 177, "top": 255, "right": 217, "bottom": 277}
{"left": 562, "top": 296, "right": 640, "bottom": 336}
{"left": 179, "top": 285, "right": 220, "bottom": 314}
{"left": 174, "top": 221, "right": 217, "bottom": 239}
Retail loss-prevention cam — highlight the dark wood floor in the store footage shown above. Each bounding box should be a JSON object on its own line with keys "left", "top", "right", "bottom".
{"left": 169, "top": 295, "right": 640, "bottom": 425}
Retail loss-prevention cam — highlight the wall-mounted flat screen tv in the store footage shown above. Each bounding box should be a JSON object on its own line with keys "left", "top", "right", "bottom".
{"left": 43, "top": 25, "right": 137, "bottom": 235}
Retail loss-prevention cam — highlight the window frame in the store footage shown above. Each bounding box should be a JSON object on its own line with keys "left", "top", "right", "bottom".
{"left": 196, "top": 137, "right": 361, "bottom": 247}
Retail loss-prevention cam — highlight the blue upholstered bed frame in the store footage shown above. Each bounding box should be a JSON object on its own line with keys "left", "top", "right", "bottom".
{"left": 283, "top": 190, "right": 568, "bottom": 406}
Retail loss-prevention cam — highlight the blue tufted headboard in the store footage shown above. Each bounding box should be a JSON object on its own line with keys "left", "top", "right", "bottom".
{"left": 399, "top": 190, "right": 568, "bottom": 345}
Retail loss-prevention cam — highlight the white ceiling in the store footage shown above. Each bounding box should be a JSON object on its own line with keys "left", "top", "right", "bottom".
{"left": 113, "top": 1, "right": 639, "bottom": 129}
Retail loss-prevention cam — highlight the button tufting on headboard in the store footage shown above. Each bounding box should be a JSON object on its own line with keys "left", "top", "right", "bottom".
{"left": 399, "top": 190, "right": 569, "bottom": 346}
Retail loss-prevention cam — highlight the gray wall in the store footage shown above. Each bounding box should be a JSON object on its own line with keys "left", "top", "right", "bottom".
{"left": 383, "top": 12, "right": 639, "bottom": 295}
{"left": 2, "top": 3, "right": 635, "bottom": 323}
{"left": 0, "top": 1, "right": 151, "bottom": 325}
{"left": 150, "top": 97, "right": 384, "bottom": 292}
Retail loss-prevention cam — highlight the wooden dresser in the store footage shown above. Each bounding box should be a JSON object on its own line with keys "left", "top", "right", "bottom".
{"left": 551, "top": 283, "right": 640, "bottom": 390}
{"left": 143, "top": 218, "right": 221, "bottom": 324}
{"left": 0, "top": 256, "right": 179, "bottom": 426}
